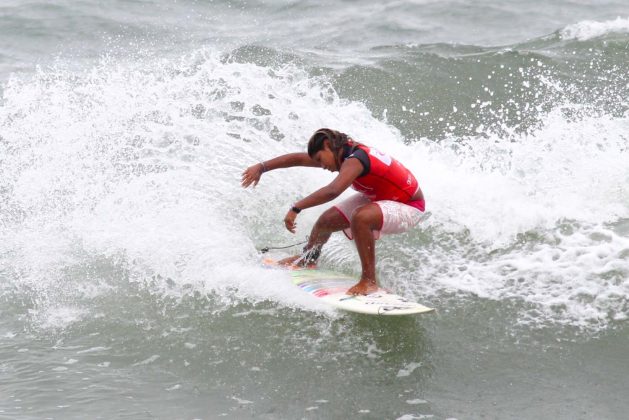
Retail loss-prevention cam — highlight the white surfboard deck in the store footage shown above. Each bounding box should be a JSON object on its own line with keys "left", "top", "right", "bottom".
{"left": 265, "top": 260, "right": 434, "bottom": 316}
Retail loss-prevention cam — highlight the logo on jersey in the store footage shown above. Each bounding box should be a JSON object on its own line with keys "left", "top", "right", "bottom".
{"left": 369, "top": 148, "right": 392, "bottom": 166}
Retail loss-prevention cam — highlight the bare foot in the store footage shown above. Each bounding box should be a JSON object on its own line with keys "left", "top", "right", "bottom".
{"left": 276, "top": 255, "right": 317, "bottom": 269}
{"left": 277, "top": 255, "right": 300, "bottom": 266}
{"left": 346, "top": 279, "right": 378, "bottom": 295}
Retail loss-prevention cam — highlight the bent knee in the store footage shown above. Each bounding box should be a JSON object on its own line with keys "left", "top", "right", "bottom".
{"left": 314, "top": 207, "right": 349, "bottom": 230}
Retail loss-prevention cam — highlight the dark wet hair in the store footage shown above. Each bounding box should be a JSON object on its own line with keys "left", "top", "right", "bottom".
{"left": 307, "top": 128, "right": 349, "bottom": 157}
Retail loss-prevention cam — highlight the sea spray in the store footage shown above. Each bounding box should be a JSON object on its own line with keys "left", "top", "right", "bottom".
{"left": 1, "top": 39, "right": 628, "bottom": 331}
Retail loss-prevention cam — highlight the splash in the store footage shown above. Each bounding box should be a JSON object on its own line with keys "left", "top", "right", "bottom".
{"left": 561, "top": 16, "right": 629, "bottom": 41}
{"left": 0, "top": 49, "right": 396, "bottom": 327}
{"left": 1, "top": 46, "right": 627, "bottom": 331}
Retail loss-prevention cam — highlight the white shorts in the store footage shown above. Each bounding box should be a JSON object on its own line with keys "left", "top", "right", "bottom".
{"left": 333, "top": 193, "right": 425, "bottom": 240}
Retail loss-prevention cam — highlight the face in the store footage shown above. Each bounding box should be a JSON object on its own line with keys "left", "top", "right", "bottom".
{"left": 312, "top": 142, "right": 338, "bottom": 172}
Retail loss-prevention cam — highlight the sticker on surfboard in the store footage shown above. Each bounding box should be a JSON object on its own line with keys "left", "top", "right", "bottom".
{"left": 263, "top": 258, "right": 434, "bottom": 316}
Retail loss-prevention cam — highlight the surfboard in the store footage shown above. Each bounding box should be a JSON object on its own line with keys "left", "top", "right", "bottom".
{"left": 264, "top": 259, "right": 434, "bottom": 316}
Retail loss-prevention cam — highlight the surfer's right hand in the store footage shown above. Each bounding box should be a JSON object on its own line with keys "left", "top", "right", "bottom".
{"left": 284, "top": 209, "right": 297, "bottom": 233}
{"left": 241, "top": 163, "right": 264, "bottom": 188}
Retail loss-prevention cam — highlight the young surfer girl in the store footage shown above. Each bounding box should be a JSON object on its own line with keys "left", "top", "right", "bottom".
{"left": 241, "top": 128, "right": 425, "bottom": 295}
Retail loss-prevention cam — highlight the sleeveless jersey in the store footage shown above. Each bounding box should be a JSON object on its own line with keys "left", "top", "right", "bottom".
{"left": 344, "top": 143, "right": 418, "bottom": 203}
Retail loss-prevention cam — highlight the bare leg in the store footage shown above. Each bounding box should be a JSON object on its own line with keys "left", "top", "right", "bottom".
{"left": 277, "top": 207, "right": 349, "bottom": 266}
{"left": 346, "top": 204, "right": 382, "bottom": 295}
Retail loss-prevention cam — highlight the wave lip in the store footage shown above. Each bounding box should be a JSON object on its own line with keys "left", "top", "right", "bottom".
{"left": 560, "top": 16, "right": 629, "bottom": 41}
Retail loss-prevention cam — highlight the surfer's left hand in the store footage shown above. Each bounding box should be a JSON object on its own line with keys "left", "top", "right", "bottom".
{"left": 284, "top": 210, "right": 297, "bottom": 233}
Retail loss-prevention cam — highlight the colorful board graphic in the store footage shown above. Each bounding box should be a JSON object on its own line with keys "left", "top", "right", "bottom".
{"left": 266, "top": 259, "right": 434, "bottom": 316}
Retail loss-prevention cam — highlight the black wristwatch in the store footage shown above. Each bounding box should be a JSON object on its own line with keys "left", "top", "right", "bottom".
{"left": 290, "top": 206, "right": 302, "bottom": 214}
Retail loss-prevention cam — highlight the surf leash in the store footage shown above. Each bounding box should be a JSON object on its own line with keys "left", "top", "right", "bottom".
{"left": 259, "top": 238, "right": 308, "bottom": 254}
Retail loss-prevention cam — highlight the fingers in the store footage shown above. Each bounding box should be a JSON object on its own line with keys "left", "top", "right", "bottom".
{"left": 241, "top": 166, "right": 261, "bottom": 188}
{"left": 284, "top": 220, "right": 296, "bottom": 233}
{"left": 284, "top": 213, "right": 297, "bottom": 233}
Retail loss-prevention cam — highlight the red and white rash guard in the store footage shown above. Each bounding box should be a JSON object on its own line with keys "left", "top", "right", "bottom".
{"left": 342, "top": 142, "right": 419, "bottom": 203}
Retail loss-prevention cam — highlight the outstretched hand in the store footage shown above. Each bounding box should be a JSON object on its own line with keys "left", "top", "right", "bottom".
{"left": 241, "top": 163, "right": 263, "bottom": 188}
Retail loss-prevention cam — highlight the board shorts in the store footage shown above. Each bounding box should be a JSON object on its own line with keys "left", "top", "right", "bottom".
{"left": 333, "top": 193, "right": 426, "bottom": 240}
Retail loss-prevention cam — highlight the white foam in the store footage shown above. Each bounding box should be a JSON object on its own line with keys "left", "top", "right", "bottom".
{"left": 1, "top": 47, "right": 627, "bottom": 331}
{"left": 76, "top": 346, "right": 111, "bottom": 354}
{"left": 133, "top": 355, "right": 160, "bottom": 366}
{"left": 35, "top": 305, "right": 88, "bottom": 331}
{"left": 2, "top": 48, "right": 396, "bottom": 326}
{"left": 397, "top": 362, "right": 423, "bottom": 377}
{"left": 560, "top": 17, "right": 629, "bottom": 41}
{"left": 412, "top": 111, "right": 628, "bottom": 245}
{"left": 403, "top": 103, "right": 629, "bottom": 328}
{"left": 231, "top": 396, "right": 253, "bottom": 405}
{"left": 406, "top": 399, "right": 428, "bottom": 405}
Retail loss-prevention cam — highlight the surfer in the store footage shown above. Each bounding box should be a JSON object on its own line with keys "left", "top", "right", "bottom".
{"left": 241, "top": 128, "right": 425, "bottom": 295}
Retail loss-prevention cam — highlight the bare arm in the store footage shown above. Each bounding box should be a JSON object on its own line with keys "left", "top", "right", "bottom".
{"left": 284, "top": 158, "right": 363, "bottom": 233}
{"left": 264, "top": 153, "right": 319, "bottom": 171}
{"left": 293, "top": 158, "right": 363, "bottom": 210}
{"left": 241, "top": 153, "right": 318, "bottom": 188}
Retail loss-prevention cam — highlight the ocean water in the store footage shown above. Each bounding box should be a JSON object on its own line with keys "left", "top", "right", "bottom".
{"left": 1, "top": 1, "right": 628, "bottom": 419}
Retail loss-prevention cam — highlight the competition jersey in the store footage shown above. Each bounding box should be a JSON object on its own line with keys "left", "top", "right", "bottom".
{"left": 342, "top": 142, "right": 419, "bottom": 203}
